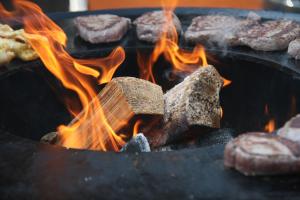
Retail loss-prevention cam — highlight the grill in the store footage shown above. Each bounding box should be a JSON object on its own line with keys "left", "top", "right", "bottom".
{"left": 1, "top": 8, "right": 300, "bottom": 200}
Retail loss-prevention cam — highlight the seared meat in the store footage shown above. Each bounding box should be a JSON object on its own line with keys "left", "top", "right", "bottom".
{"left": 74, "top": 14, "right": 131, "bottom": 44}
{"left": 238, "top": 20, "right": 300, "bottom": 51}
{"left": 224, "top": 132, "right": 300, "bottom": 176}
{"left": 288, "top": 38, "right": 300, "bottom": 59}
{"left": 133, "top": 10, "right": 182, "bottom": 43}
{"left": 278, "top": 114, "right": 300, "bottom": 143}
{"left": 184, "top": 12, "right": 260, "bottom": 46}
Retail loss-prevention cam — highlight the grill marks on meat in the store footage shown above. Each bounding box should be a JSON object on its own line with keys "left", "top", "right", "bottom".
{"left": 185, "top": 13, "right": 300, "bottom": 51}
{"left": 238, "top": 20, "right": 300, "bottom": 51}
{"left": 74, "top": 14, "right": 131, "bottom": 44}
{"left": 184, "top": 14, "right": 260, "bottom": 46}
{"left": 133, "top": 11, "right": 182, "bottom": 43}
{"left": 224, "top": 132, "right": 300, "bottom": 176}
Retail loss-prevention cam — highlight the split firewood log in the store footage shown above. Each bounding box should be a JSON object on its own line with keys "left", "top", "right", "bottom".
{"left": 41, "top": 77, "right": 164, "bottom": 151}
{"left": 144, "top": 65, "right": 224, "bottom": 148}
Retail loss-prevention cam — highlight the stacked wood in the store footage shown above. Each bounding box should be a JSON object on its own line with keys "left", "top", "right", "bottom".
{"left": 42, "top": 77, "right": 164, "bottom": 151}
{"left": 145, "top": 65, "right": 224, "bottom": 147}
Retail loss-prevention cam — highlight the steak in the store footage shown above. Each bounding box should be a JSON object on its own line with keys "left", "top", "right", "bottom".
{"left": 224, "top": 132, "right": 300, "bottom": 176}
{"left": 278, "top": 114, "right": 300, "bottom": 142}
{"left": 133, "top": 10, "right": 182, "bottom": 43}
{"left": 184, "top": 12, "right": 260, "bottom": 46}
{"left": 74, "top": 14, "right": 131, "bottom": 44}
{"left": 288, "top": 38, "right": 300, "bottom": 59}
{"left": 238, "top": 20, "right": 300, "bottom": 51}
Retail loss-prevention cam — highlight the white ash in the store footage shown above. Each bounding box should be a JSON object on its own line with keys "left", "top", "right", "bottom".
{"left": 120, "top": 133, "right": 151, "bottom": 153}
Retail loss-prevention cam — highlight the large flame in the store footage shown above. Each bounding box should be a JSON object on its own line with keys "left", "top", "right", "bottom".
{"left": 137, "top": 0, "right": 231, "bottom": 89}
{"left": 0, "top": 0, "right": 128, "bottom": 151}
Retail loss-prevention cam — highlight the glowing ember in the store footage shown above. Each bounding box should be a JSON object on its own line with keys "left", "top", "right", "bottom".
{"left": 0, "top": 0, "right": 127, "bottom": 151}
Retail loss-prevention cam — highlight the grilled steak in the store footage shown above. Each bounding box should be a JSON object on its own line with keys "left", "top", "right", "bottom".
{"left": 224, "top": 132, "right": 300, "bottom": 176}
{"left": 184, "top": 12, "right": 260, "bottom": 46}
{"left": 278, "top": 114, "right": 300, "bottom": 142}
{"left": 288, "top": 39, "right": 300, "bottom": 59}
{"left": 133, "top": 10, "right": 182, "bottom": 43}
{"left": 74, "top": 14, "right": 131, "bottom": 44}
{"left": 238, "top": 20, "right": 300, "bottom": 51}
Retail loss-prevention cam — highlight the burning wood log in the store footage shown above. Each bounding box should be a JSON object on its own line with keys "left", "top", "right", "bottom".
{"left": 278, "top": 114, "right": 300, "bottom": 143}
{"left": 120, "top": 133, "right": 151, "bottom": 153}
{"left": 43, "top": 77, "right": 164, "bottom": 151}
{"left": 145, "top": 65, "right": 223, "bottom": 147}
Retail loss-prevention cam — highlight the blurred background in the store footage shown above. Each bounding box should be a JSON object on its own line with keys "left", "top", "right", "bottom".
{"left": 0, "top": 0, "right": 300, "bottom": 12}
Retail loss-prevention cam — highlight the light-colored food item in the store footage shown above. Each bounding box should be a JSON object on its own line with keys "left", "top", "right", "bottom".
{"left": 133, "top": 10, "right": 182, "bottom": 43}
{"left": 238, "top": 20, "right": 300, "bottom": 51}
{"left": 224, "top": 132, "right": 300, "bottom": 176}
{"left": 0, "top": 24, "right": 38, "bottom": 66}
{"left": 184, "top": 12, "right": 260, "bottom": 46}
{"left": 288, "top": 39, "right": 300, "bottom": 59}
{"left": 74, "top": 14, "right": 131, "bottom": 43}
{"left": 278, "top": 114, "right": 300, "bottom": 142}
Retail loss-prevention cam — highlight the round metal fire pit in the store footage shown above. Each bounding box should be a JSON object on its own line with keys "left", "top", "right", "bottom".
{"left": 1, "top": 8, "right": 300, "bottom": 200}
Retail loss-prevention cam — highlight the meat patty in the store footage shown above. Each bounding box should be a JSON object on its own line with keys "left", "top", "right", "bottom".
{"left": 238, "top": 20, "right": 300, "bottom": 51}
{"left": 288, "top": 38, "right": 300, "bottom": 59}
{"left": 133, "top": 10, "right": 182, "bottom": 43}
{"left": 74, "top": 14, "right": 131, "bottom": 44}
{"left": 184, "top": 12, "right": 260, "bottom": 46}
{"left": 224, "top": 132, "right": 300, "bottom": 176}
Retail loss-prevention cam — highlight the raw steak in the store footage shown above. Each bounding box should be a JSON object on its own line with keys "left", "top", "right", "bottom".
{"left": 288, "top": 38, "right": 300, "bottom": 59}
{"left": 74, "top": 14, "right": 131, "bottom": 44}
{"left": 133, "top": 10, "right": 182, "bottom": 43}
{"left": 184, "top": 12, "right": 260, "bottom": 46}
{"left": 224, "top": 132, "right": 300, "bottom": 176}
{"left": 238, "top": 20, "right": 300, "bottom": 51}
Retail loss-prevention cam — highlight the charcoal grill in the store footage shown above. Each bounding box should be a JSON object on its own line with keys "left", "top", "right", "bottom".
{"left": 1, "top": 8, "right": 300, "bottom": 200}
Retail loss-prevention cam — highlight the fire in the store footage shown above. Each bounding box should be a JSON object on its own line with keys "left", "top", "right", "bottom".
{"left": 264, "top": 119, "right": 275, "bottom": 133}
{"left": 137, "top": 0, "right": 232, "bottom": 88}
{"left": 264, "top": 104, "right": 275, "bottom": 133}
{"left": 0, "top": 0, "right": 127, "bottom": 151}
{"left": 133, "top": 120, "right": 143, "bottom": 136}
{"left": 137, "top": 0, "right": 209, "bottom": 83}
{"left": 223, "top": 78, "right": 232, "bottom": 87}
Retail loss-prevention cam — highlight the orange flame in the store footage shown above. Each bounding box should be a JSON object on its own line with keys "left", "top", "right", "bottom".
{"left": 223, "top": 78, "right": 232, "bottom": 87}
{"left": 264, "top": 119, "right": 275, "bottom": 133}
{"left": 137, "top": 0, "right": 209, "bottom": 83}
{"left": 264, "top": 104, "right": 275, "bottom": 133}
{"left": 1, "top": 0, "right": 128, "bottom": 151}
{"left": 133, "top": 120, "right": 143, "bottom": 136}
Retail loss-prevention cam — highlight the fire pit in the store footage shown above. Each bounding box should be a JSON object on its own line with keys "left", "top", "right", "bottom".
{"left": 1, "top": 7, "right": 300, "bottom": 200}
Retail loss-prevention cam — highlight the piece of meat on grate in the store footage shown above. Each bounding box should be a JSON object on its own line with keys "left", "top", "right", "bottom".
{"left": 238, "top": 20, "right": 300, "bottom": 51}
{"left": 224, "top": 132, "right": 300, "bottom": 176}
{"left": 133, "top": 10, "right": 182, "bottom": 43}
{"left": 184, "top": 12, "right": 260, "bottom": 46}
{"left": 278, "top": 114, "right": 300, "bottom": 143}
{"left": 74, "top": 14, "right": 131, "bottom": 44}
{"left": 288, "top": 38, "right": 300, "bottom": 59}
